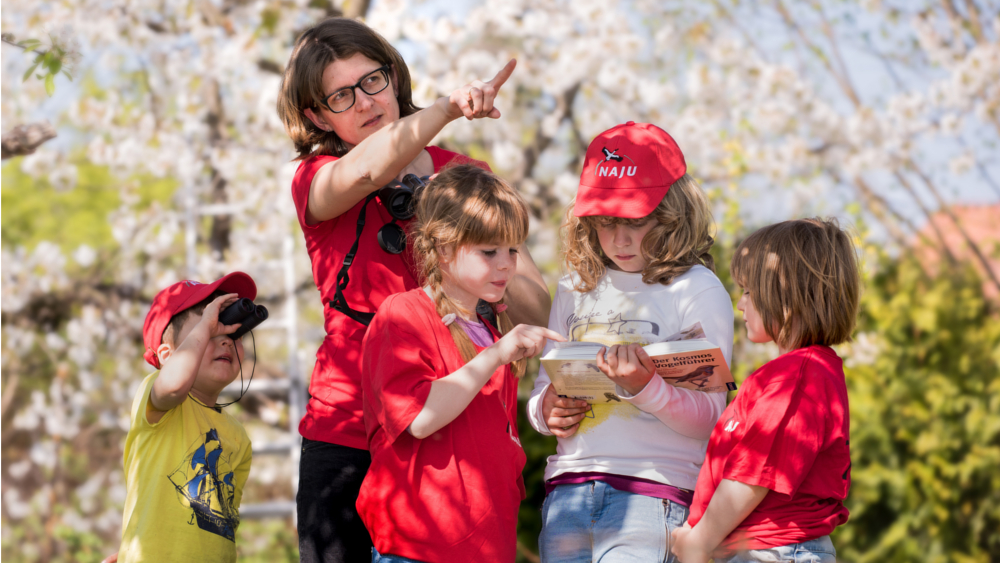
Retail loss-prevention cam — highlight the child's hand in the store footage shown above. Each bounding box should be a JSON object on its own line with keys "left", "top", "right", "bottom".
{"left": 541, "top": 384, "right": 591, "bottom": 438}
{"left": 595, "top": 344, "right": 656, "bottom": 396}
{"left": 488, "top": 324, "right": 564, "bottom": 365}
{"left": 671, "top": 523, "right": 710, "bottom": 563}
{"left": 194, "top": 293, "right": 242, "bottom": 339}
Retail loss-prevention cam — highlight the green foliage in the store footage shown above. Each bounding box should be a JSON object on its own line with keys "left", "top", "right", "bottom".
{"left": 835, "top": 254, "right": 1000, "bottom": 562}
{"left": 2, "top": 160, "right": 117, "bottom": 252}
{"left": 1, "top": 157, "right": 176, "bottom": 253}
{"left": 237, "top": 518, "right": 299, "bottom": 562}
{"left": 2, "top": 32, "right": 78, "bottom": 95}
{"left": 0, "top": 488, "right": 118, "bottom": 562}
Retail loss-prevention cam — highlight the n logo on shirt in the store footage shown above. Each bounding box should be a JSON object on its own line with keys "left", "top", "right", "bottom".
{"left": 723, "top": 417, "right": 740, "bottom": 432}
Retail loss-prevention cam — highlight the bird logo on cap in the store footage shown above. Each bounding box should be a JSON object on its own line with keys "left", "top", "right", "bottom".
{"left": 595, "top": 148, "right": 636, "bottom": 179}
{"left": 602, "top": 147, "right": 624, "bottom": 163}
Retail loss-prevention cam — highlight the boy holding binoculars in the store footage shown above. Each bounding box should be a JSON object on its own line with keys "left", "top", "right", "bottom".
{"left": 115, "top": 272, "right": 262, "bottom": 562}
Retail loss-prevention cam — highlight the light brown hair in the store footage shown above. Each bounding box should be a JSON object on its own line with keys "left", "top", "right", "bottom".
{"left": 562, "top": 174, "right": 716, "bottom": 293}
{"left": 410, "top": 165, "right": 530, "bottom": 377}
{"left": 731, "top": 217, "right": 861, "bottom": 350}
{"left": 276, "top": 18, "right": 420, "bottom": 160}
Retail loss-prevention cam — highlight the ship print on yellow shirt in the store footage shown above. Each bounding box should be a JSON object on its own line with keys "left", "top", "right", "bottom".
{"left": 168, "top": 428, "right": 240, "bottom": 542}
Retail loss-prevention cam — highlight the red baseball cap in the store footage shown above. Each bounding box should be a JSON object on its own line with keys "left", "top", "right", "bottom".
{"left": 142, "top": 272, "right": 257, "bottom": 369}
{"left": 574, "top": 121, "right": 687, "bottom": 218}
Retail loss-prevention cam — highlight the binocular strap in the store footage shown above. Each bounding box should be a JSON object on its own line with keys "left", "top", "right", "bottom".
{"left": 329, "top": 192, "right": 378, "bottom": 327}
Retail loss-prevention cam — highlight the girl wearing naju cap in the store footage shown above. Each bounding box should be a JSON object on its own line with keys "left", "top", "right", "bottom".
{"left": 358, "top": 165, "right": 564, "bottom": 563}
{"left": 526, "top": 122, "right": 734, "bottom": 562}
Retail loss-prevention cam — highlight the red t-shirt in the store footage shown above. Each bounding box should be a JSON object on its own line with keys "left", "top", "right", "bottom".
{"left": 292, "top": 147, "right": 489, "bottom": 449}
{"left": 357, "top": 289, "right": 526, "bottom": 563}
{"left": 687, "top": 345, "right": 851, "bottom": 550}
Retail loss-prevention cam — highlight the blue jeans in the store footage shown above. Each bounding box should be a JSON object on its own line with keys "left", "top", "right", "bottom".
{"left": 539, "top": 481, "right": 690, "bottom": 562}
{"left": 371, "top": 547, "right": 426, "bottom": 563}
{"left": 718, "top": 536, "right": 837, "bottom": 563}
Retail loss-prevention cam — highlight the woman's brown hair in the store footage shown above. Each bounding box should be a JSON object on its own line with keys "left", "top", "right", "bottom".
{"left": 562, "top": 174, "right": 716, "bottom": 293}
{"left": 276, "top": 18, "right": 421, "bottom": 160}
{"left": 410, "top": 165, "right": 530, "bottom": 377}
{"left": 731, "top": 217, "right": 861, "bottom": 350}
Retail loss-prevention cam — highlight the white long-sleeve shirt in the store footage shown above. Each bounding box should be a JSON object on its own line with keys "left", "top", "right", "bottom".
{"left": 527, "top": 265, "right": 734, "bottom": 490}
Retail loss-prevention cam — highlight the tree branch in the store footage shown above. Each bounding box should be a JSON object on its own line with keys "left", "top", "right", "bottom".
{"left": 890, "top": 170, "right": 958, "bottom": 266}
{"left": 257, "top": 58, "right": 284, "bottom": 75}
{"left": 847, "top": 174, "right": 917, "bottom": 244}
{"left": 940, "top": 0, "right": 973, "bottom": 51}
{"left": 205, "top": 78, "right": 232, "bottom": 259}
{"left": 342, "top": 0, "right": 372, "bottom": 19}
{"left": 1, "top": 122, "right": 57, "bottom": 159}
{"left": 774, "top": 0, "right": 862, "bottom": 108}
{"left": 710, "top": 1, "right": 769, "bottom": 62}
{"left": 816, "top": 2, "right": 861, "bottom": 105}
{"left": 1, "top": 368, "right": 20, "bottom": 418}
{"left": 962, "top": 0, "right": 986, "bottom": 44}
{"left": 841, "top": 173, "right": 934, "bottom": 280}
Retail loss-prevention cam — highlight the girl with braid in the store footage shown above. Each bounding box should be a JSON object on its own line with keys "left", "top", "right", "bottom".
{"left": 358, "top": 165, "right": 564, "bottom": 563}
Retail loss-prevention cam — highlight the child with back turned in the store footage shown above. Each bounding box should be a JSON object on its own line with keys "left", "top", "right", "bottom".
{"left": 358, "top": 165, "right": 563, "bottom": 563}
{"left": 527, "top": 122, "right": 734, "bottom": 561}
{"left": 672, "top": 218, "right": 861, "bottom": 563}
{"left": 117, "top": 273, "right": 256, "bottom": 562}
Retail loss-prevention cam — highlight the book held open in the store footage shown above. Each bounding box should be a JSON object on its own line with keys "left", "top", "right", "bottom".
{"left": 540, "top": 322, "right": 736, "bottom": 404}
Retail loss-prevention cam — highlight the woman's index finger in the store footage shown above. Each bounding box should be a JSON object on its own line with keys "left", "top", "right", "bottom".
{"left": 487, "top": 59, "right": 517, "bottom": 89}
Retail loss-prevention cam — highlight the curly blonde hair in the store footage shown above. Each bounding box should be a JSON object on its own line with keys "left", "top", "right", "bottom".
{"left": 562, "top": 174, "right": 716, "bottom": 293}
{"left": 410, "top": 165, "right": 530, "bottom": 377}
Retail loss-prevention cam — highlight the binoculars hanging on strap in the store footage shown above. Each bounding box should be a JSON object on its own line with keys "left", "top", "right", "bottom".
{"left": 329, "top": 174, "right": 430, "bottom": 327}
{"left": 378, "top": 173, "right": 429, "bottom": 221}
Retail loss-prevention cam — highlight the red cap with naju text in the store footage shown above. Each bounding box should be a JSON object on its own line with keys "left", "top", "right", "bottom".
{"left": 574, "top": 121, "right": 687, "bottom": 218}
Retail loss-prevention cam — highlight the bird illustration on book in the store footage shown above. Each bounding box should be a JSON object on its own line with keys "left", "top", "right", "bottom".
{"left": 660, "top": 364, "right": 717, "bottom": 389}
{"left": 603, "top": 392, "right": 621, "bottom": 403}
{"left": 602, "top": 147, "right": 624, "bottom": 162}
{"left": 167, "top": 428, "right": 240, "bottom": 542}
{"left": 670, "top": 323, "right": 705, "bottom": 341}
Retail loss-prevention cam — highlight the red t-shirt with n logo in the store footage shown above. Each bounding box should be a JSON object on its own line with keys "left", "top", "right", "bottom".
{"left": 687, "top": 345, "right": 851, "bottom": 550}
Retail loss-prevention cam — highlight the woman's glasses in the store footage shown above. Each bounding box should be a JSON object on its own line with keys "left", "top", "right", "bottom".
{"left": 321, "top": 65, "right": 391, "bottom": 113}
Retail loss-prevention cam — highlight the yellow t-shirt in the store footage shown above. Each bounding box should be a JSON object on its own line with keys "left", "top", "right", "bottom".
{"left": 118, "top": 372, "right": 252, "bottom": 562}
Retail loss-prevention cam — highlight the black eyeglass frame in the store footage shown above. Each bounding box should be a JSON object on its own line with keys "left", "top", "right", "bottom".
{"left": 321, "top": 64, "right": 392, "bottom": 114}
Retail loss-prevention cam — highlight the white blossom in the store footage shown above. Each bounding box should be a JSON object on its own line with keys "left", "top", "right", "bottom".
{"left": 2, "top": 0, "right": 996, "bottom": 553}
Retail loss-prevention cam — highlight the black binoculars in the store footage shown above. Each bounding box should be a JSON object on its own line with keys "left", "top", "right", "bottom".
{"left": 218, "top": 298, "right": 268, "bottom": 340}
{"left": 378, "top": 174, "right": 429, "bottom": 221}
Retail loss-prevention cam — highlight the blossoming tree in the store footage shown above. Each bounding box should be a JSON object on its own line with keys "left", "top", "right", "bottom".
{"left": 2, "top": 0, "right": 997, "bottom": 560}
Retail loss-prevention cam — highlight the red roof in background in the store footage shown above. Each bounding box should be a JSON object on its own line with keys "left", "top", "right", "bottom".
{"left": 912, "top": 203, "right": 1000, "bottom": 301}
